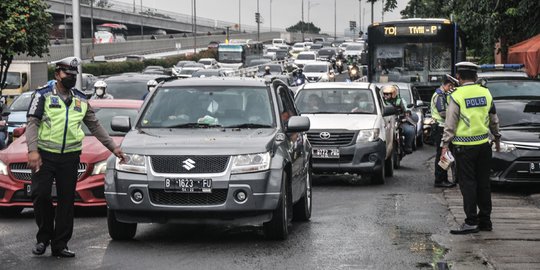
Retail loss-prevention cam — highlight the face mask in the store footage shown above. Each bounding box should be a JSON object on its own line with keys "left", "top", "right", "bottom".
{"left": 61, "top": 76, "right": 77, "bottom": 89}
{"left": 96, "top": 88, "right": 104, "bottom": 96}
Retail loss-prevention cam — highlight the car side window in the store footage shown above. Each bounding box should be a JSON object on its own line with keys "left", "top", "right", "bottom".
{"left": 277, "top": 85, "right": 297, "bottom": 125}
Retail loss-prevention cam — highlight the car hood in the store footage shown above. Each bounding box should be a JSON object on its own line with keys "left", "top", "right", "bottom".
{"left": 500, "top": 128, "right": 540, "bottom": 144}
{"left": 7, "top": 111, "right": 27, "bottom": 124}
{"left": 295, "top": 59, "right": 316, "bottom": 65}
{"left": 120, "top": 128, "right": 278, "bottom": 155}
{"left": 0, "top": 135, "right": 123, "bottom": 165}
{"left": 301, "top": 114, "right": 377, "bottom": 130}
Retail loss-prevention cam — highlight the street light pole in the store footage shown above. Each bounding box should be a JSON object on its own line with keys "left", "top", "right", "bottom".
{"left": 238, "top": 0, "right": 241, "bottom": 32}
{"left": 140, "top": 0, "right": 143, "bottom": 38}
{"left": 301, "top": 0, "right": 304, "bottom": 41}
{"left": 63, "top": 0, "right": 67, "bottom": 43}
{"left": 72, "top": 0, "right": 82, "bottom": 89}
{"left": 381, "top": 0, "right": 384, "bottom": 22}
{"left": 371, "top": 0, "right": 374, "bottom": 25}
{"left": 257, "top": 0, "right": 260, "bottom": 41}
{"left": 358, "top": 0, "right": 361, "bottom": 34}
{"left": 194, "top": 0, "right": 197, "bottom": 54}
{"left": 90, "top": 0, "right": 94, "bottom": 49}
{"left": 334, "top": 0, "right": 336, "bottom": 39}
{"left": 270, "top": 0, "right": 272, "bottom": 32}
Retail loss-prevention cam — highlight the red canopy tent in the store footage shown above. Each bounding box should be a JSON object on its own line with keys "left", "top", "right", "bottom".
{"left": 508, "top": 34, "right": 540, "bottom": 77}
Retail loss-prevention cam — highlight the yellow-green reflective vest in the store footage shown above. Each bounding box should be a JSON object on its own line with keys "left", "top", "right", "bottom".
{"left": 431, "top": 91, "right": 445, "bottom": 124}
{"left": 450, "top": 84, "right": 493, "bottom": 146}
{"left": 38, "top": 91, "right": 88, "bottom": 153}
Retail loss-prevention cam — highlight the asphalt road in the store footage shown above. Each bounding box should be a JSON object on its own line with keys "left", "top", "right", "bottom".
{"left": 0, "top": 144, "right": 458, "bottom": 270}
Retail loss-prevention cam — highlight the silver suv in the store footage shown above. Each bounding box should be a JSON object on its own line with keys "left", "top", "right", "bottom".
{"left": 106, "top": 78, "right": 312, "bottom": 240}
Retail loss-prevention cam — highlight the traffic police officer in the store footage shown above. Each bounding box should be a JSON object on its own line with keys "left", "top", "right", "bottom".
{"left": 441, "top": 62, "right": 501, "bottom": 234}
{"left": 26, "top": 57, "right": 125, "bottom": 257}
{"left": 431, "top": 78, "right": 456, "bottom": 188}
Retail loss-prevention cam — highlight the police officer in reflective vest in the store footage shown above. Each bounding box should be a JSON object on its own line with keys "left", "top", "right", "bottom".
{"left": 441, "top": 62, "right": 501, "bottom": 234}
{"left": 431, "top": 78, "right": 456, "bottom": 188}
{"left": 26, "top": 57, "right": 126, "bottom": 257}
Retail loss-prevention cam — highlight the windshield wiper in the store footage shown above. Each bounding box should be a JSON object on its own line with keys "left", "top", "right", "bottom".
{"left": 226, "top": 123, "right": 272, "bottom": 128}
{"left": 166, "top": 122, "right": 223, "bottom": 128}
{"left": 501, "top": 122, "right": 540, "bottom": 128}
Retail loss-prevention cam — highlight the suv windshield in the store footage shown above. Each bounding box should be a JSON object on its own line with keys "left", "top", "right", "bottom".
{"left": 140, "top": 86, "right": 275, "bottom": 128}
{"left": 487, "top": 80, "right": 540, "bottom": 98}
{"left": 497, "top": 100, "right": 540, "bottom": 127}
{"left": 106, "top": 80, "right": 149, "bottom": 100}
{"left": 296, "top": 88, "right": 376, "bottom": 114}
{"left": 303, "top": 65, "right": 328, "bottom": 73}
{"left": 10, "top": 92, "right": 33, "bottom": 111}
{"left": 297, "top": 54, "right": 316, "bottom": 60}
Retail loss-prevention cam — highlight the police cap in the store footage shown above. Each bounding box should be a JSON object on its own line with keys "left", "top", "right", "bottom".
{"left": 55, "top": 57, "right": 81, "bottom": 75}
{"left": 455, "top": 61, "right": 480, "bottom": 72}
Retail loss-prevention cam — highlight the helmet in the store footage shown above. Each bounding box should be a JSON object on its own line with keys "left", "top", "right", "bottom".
{"left": 94, "top": 80, "right": 107, "bottom": 89}
{"left": 265, "top": 65, "right": 270, "bottom": 71}
{"left": 381, "top": 85, "right": 398, "bottom": 99}
{"left": 147, "top": 79, "right": 158, "bottom": 92}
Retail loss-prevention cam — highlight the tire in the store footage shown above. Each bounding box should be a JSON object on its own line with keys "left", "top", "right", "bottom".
{"left": 107, "top": 209, "right": 137, "bottom": 240}
{"left": 393, "top": 142, "right": 401, "bottom": 169}
{"left": 293, "top": 166, "right": 312, "bottom": 222}
{"left": 416, "top": 133, "right": 424, "bottom": 148}
{"left": 384, "top": 152, "right": 394, "bottom": 177}
{"left": 0, "top": 207, "right": 23, "bottom": 217}
{"left": 263, "top": 172, "right": 290, "bottom": 240}
{"left": 372, "top": 160, "right": 385, "bottom": 185}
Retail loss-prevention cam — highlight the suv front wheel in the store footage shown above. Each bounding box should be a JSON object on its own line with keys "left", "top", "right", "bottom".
{"left": 264, "top": 171, "right": 291, "bottom": 240}
{"left": 293, "top": 166, "right": 312, "bottom": 221}
{"left": 108, "top": 209, "right": 137, "bottom": 240}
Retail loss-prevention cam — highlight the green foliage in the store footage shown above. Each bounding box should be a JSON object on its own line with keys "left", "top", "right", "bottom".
{"left": 366, "top": 0, "right": 398, "bottom": 13}
{"left": 401, "top": 0, "right": 540, "bottom": 63}
{"left": 0, "top": 0, "right": 52, "bottom": 94}
{"left": 286, "top": 21, "right": 321, "bottom": 34}
{"left": 47, "top": 50, "right": 218, "bottom": 80}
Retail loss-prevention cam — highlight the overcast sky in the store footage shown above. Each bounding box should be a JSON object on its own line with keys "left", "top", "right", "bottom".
{"left": 115, "top": 0, "right": 409, "bottom": 35}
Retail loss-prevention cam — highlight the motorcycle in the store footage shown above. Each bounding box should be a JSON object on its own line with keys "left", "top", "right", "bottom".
{"left": 348, "top": 65, "right": 360, "bottom": 81}
{"left": 393, "top": 114, "right": 416, "bottom": 168}
{"left": 422, "top": 116, "right": 436, "bottom": 145}
{"left": 335, "top": 59, "right": 344, "bottom": 74}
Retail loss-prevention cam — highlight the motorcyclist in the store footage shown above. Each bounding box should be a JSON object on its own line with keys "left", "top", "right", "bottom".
{"left": 142, "top": 79, "right": 159, "bottom": 100}
{"left": 90, "top": 80, "right": 114, "bottom": 100}
{"left": 335, "top": 52, "right": 345, "bottom": 73}
{"left": 263, "top": 65, "right": 272, "bottom": 76}
{"left": 382, "top": 85, "right": 415, "bottom": 154}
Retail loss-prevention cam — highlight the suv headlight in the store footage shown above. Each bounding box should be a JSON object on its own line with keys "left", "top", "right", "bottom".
{"left": 0, "top": 160, "right": 7, "bottom": 175}
{"left": 494, "top": 141, "right": 516, "bottom": 153}
{"left": 356, "top": 128, "right": 380, "bottom": 143}
{"left": 115, "top": 154, "right": 147, "bottom": 174}
{"left": 231, "top": 152, "right": 271, "bottom": 174}
{"left": 91, "top": 160, "right": 107, "bottom": 175}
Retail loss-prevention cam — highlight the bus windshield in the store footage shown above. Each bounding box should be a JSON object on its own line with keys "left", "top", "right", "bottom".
{"left": 373, "top": 43, "right": 452, "bottom": 84}
{"left": 94, "top": 23, "right": 127, "bottom": 44}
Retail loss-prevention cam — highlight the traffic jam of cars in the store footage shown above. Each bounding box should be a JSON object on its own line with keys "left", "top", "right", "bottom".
{"left": 1, "top": 34, "right": 539, "bottom": 242}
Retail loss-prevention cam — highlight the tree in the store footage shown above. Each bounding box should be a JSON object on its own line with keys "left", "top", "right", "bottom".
{"left": 400, "top": 0, "right": 540, "bottom": 63}
{"left": 286, "top": 21, "right": 321, "bottom": 34}
{"left": 0, "top": 0, "right": 52, "bottom": 95}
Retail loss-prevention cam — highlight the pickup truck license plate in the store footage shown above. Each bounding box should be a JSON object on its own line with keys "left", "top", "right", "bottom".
{"left": 312, "top": 148, "right": 340, "bottom": 159}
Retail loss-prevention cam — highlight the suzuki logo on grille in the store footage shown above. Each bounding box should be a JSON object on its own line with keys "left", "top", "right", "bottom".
{"left": 182, "top": 158, "right": 196, "bottom": 170}
{"left": 320, "top": 132, "right": 331, "bottom": 140}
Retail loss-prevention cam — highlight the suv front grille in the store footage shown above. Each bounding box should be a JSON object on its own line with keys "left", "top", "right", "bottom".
{"left": 149, "top": 189, "right": 228, "bottom": 205}
{"left": 9, "top": 163, "right": 87, "bottom": 181}
{"left": 307, "top": 131, "right": 356, "bottom": 146}
{"left": 150, "top": 156, "right": 229, "bottom": 174}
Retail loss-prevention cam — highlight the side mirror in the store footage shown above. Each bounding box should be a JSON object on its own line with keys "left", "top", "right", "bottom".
{"left": 286, "top": 116, "right": 310, "bottom": 132}
{"left": 406, "top": 103, "right": 414, "bottom": 109}
{"left": 383, "top": 106, "right": 397, "bottom": 117}
{"left": 13, "top": 126, "right": 26, "bottom": 137}
{"left": 111, "top": 116, "right": 131, "bottom": 133}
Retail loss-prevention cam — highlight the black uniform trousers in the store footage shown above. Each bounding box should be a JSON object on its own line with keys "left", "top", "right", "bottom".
{"left": 31, "top": 150, "right": 80, "bottom": 252}
{"left": 453, "top": 143, "right": 492, "bottom": 226}
{"left": 432, "top": 124, "right": 457, "bottom": 183}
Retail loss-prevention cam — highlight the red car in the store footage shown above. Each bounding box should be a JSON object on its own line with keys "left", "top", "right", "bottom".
{"left": 0, "top": 99, "right": 142, "bottom": 216}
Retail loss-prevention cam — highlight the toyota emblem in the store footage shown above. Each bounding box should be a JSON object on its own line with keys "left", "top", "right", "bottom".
{"left": 320, "top": 132, "right": 331, "bottom": 140}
